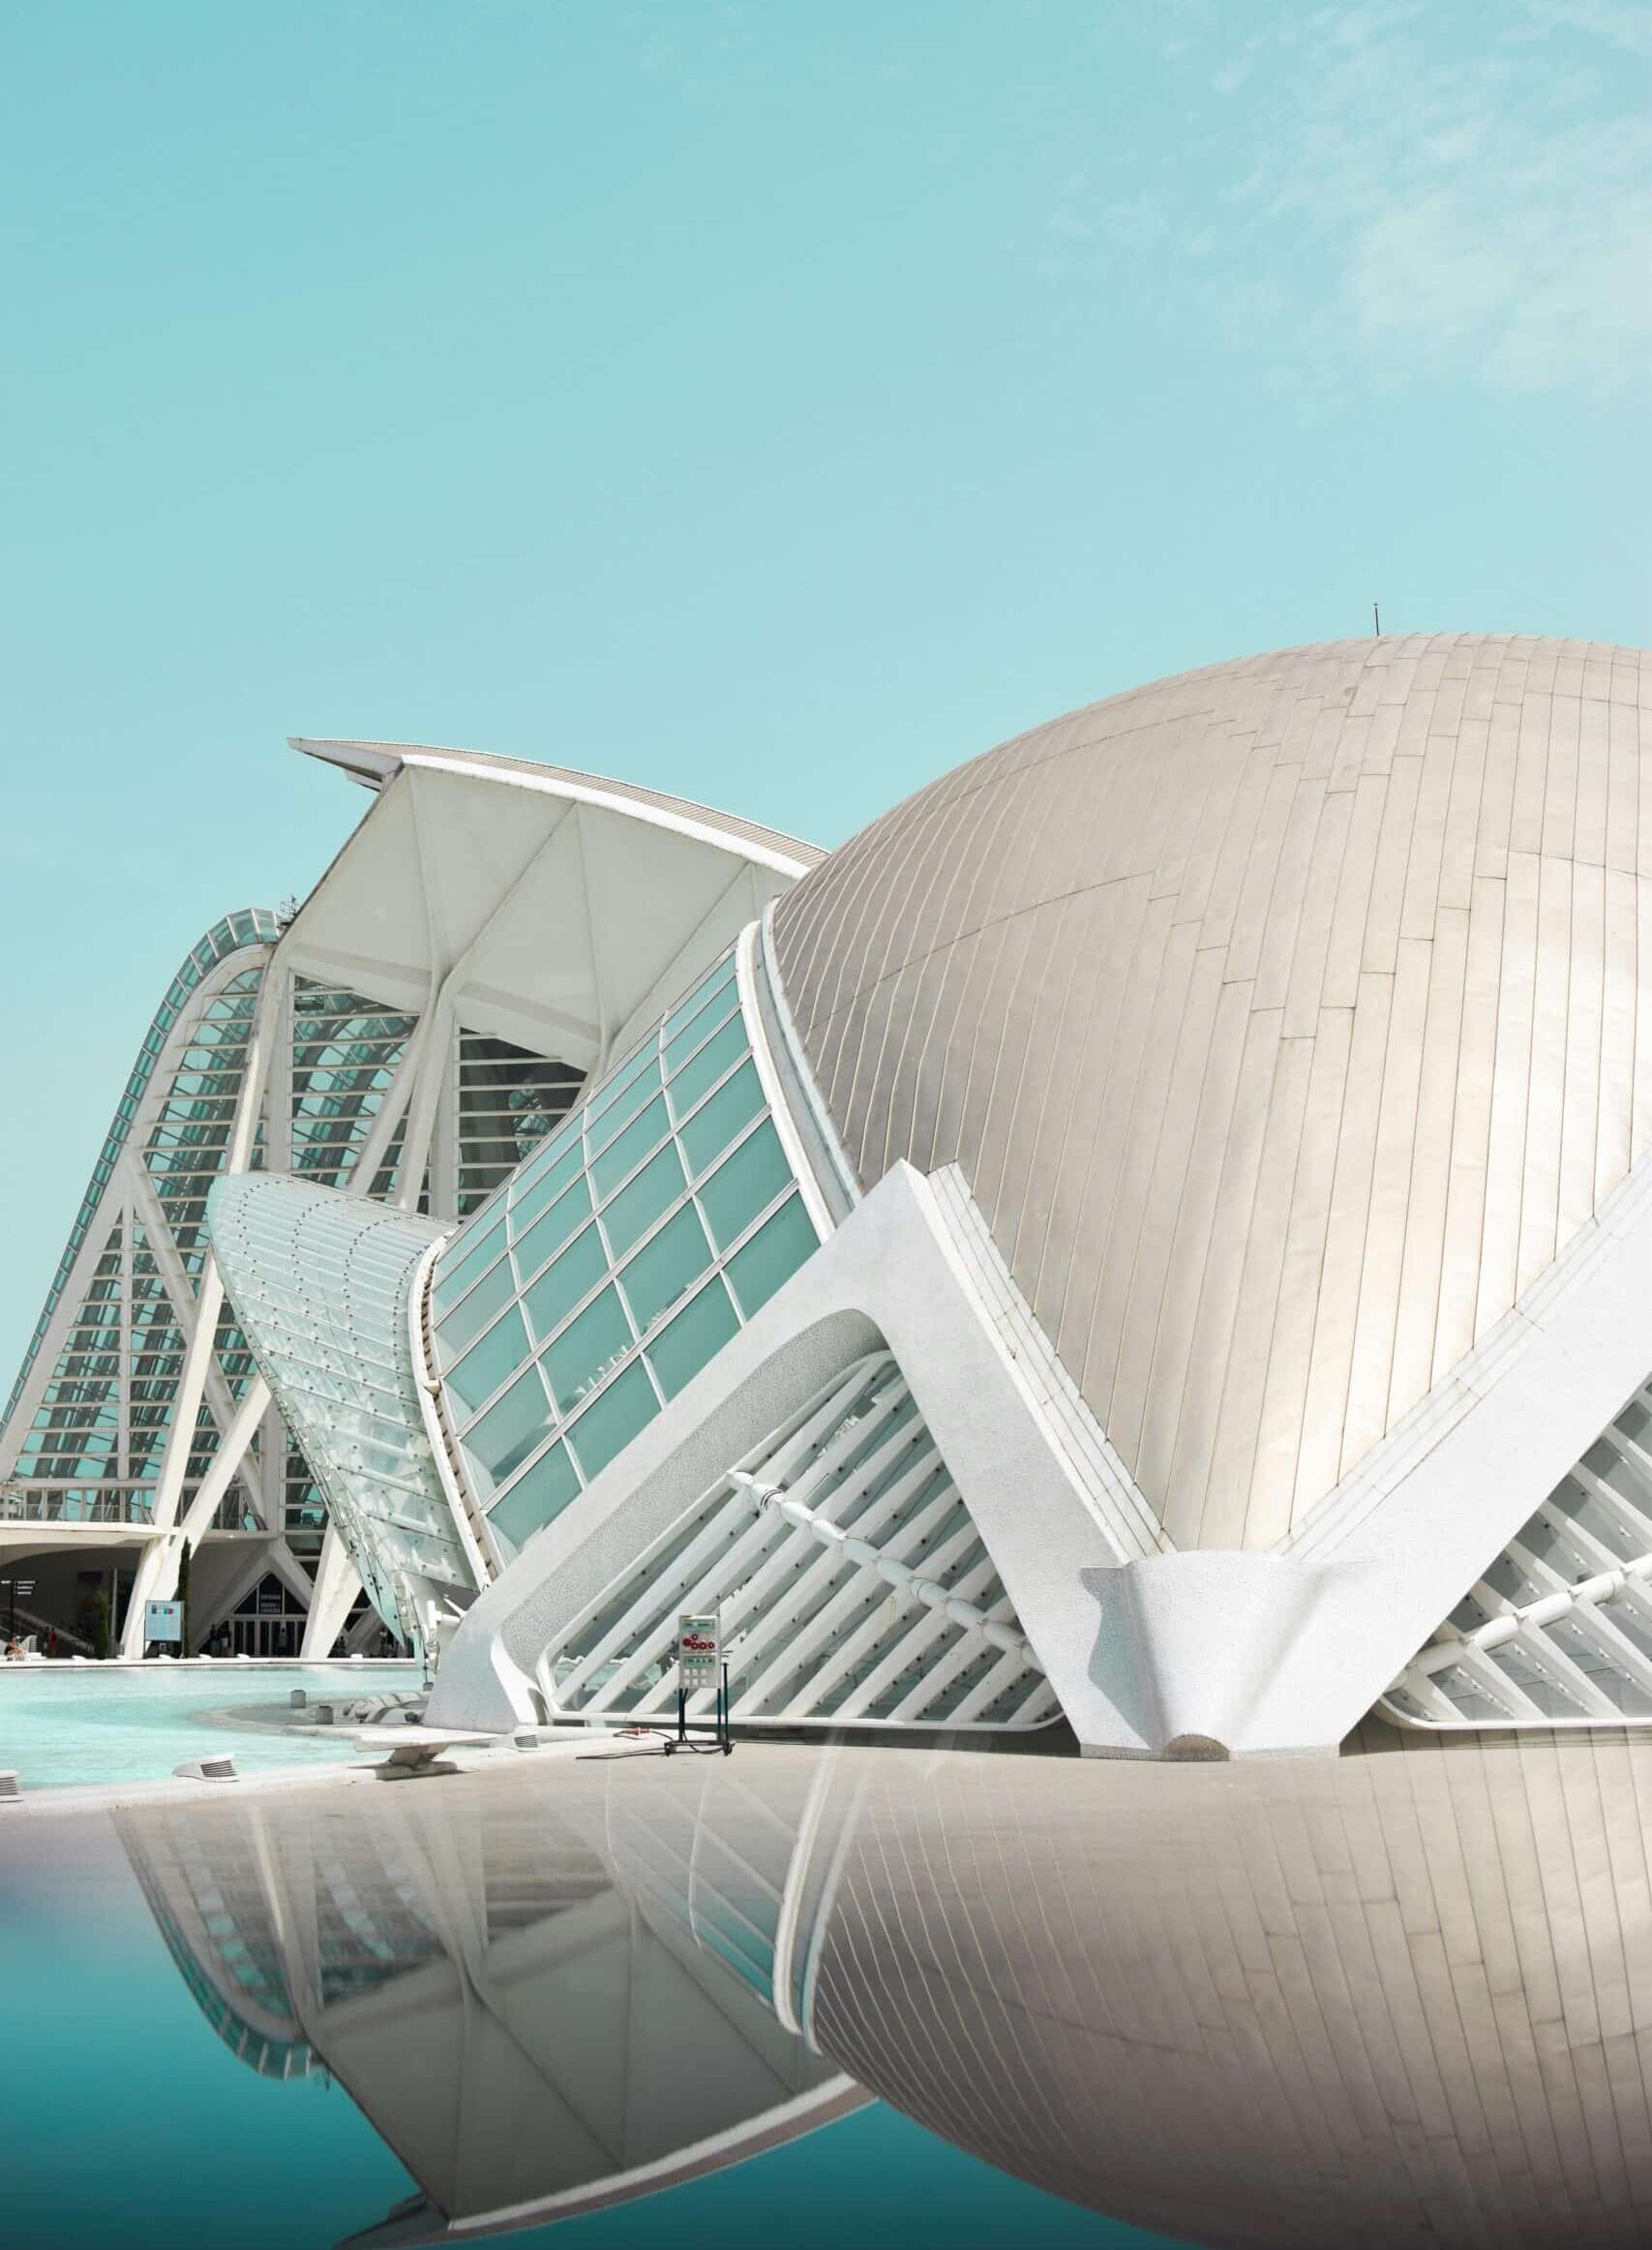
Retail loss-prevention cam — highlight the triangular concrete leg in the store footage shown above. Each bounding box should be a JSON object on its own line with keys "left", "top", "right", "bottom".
{"left": 1080, "top": 1553, "right": 1345, "bottom": 1758}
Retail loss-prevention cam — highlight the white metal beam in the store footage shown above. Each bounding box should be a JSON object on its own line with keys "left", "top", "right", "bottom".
{"left": 300, "top": 1522, "right": 364, "bottom": 1658}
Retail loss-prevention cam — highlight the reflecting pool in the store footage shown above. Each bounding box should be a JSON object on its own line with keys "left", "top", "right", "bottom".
{"left": 0, "top": 1661, "right": 422, "bottom": 1789}
{"left": 4, "top": 1730, "right": 1650, "bottom": 2247}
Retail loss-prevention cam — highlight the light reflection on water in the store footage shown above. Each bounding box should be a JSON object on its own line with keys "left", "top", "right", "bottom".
{"left": 5, "top": 1731, "right": 1651, "bottom": 2248}
{"left": 0, "top": 1662, "right": 423, "bottom": 1788}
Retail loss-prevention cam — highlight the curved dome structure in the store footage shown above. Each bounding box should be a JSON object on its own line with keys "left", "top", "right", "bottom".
{"left": 773, "top": 632, "right": 1649, "bottom": 1550}
{"left": 204, "top": 632, "right": 1652, "bottom": 1756}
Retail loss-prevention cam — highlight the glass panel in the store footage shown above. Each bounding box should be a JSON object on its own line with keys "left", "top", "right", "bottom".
{"left": 662, "top": 982, "right": 740, "bottom": 1081}
{"left": 522, "top": 1223, "right": 607, "bottom": 1345}
{"left": 591, "top": 1095, "right": 669, "bottom": 1199}
{"left": 662, "top": 956, "right": 736, "bottom": 1048}
{"left": 443, "top": 1303, "right": 531, "bottom": 1420}
{"left": 432, "top": 1216, "right": 504, "bottom": 1313}
{"left": 464, "top": 1365, "right": 555, "bottom": 1497}
{"left": 586, "top": 1057, "right": 663, "bottom": 1154}
{"left": 726, "top": 1195, "right": 817, "bottom": 1317}
{"left": 584, "top": 1037, "right": 659, "bottom": 1127}
{"left": 567, "top": 1361, "right": 658, "bottom": 1482}
{"left": 489, "top": 1441, "right": 581, "bottom": 1558}
{"left": 621, "top": 1203, "right": 712, "bottom": 1334}
{"left": 679, "top": 1061, "right": 764, "bottom": 1176}
{"left": 666, "top": 1013, "right": 746, "bottom": 1119}
{"left": 543, "top": 1285, "right": 633, "bottom": 1415}
{"left": 697, "top": 1120, "right": 792, "bottom": 1251}
{"left": 508, "top": 1137, "right": 586, "bottom": 1239}
{"left": 512, "top": 1172, "right": 592, "bottom": 1284}
{"left": 602, "top": 1141, "right": 686, "bottom": 1260}
{"left": 433, "top": 1252, "right": 517, "bottom": 1364}
{"left": 647, "top": 1276, "right": 739, "bottom": 1400}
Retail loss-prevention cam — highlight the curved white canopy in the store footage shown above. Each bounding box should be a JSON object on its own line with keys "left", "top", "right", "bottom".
{"left": 284, "top": 737, "right": 821, "bottom": 1074}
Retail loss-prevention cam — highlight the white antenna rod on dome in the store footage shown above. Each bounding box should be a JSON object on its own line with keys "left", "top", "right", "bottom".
{"left": 1373, "top": 601, "right": 1381, "bottom": 636}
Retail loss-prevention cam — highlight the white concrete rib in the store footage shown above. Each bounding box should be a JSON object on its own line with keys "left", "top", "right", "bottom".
{"left": 538, "top": 1351, "right": 1046, "bottom": 1733}
{"left": 1384, "top": 1376, "right": 1652, "bottom": 1726}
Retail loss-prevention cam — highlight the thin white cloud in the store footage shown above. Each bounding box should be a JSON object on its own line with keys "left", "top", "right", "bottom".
{"left": 1046, "top": 0, "right": 1651, "bottom": 396}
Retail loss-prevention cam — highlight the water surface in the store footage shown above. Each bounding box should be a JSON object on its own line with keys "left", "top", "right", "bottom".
{"left": 5, "top": 1730, "right": 1649, "bottom": 2247}
{"left": 0, "top": 1660, "right": 421, "bottom": 1787}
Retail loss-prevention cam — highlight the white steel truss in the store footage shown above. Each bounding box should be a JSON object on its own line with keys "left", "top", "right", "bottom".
{"left": 0, "top": 914, "right": 577, "bottom": 1653}
{"left": 540, "top": 1351, "right": 1059, "bottom": 1734}
{"left": 1, "top": 741, "right": 816, "bottom": 1658}
{"left": 1382, "top": 1374, "right": 1652, "bottom": 1728}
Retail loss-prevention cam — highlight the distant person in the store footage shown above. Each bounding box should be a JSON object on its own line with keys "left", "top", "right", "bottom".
{"left": 46, "top": 1627, "right": 58, "bottom": 1659}
{"left": 3, "top": 1637, "right": 20, "bottom": 1663}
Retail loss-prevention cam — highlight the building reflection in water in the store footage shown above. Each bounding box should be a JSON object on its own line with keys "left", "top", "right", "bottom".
{"left": 120, "top": 1731, "right": 1652, "bottom": 2249}
{"left": 116, "top": 1764, "right": 864, "bottom": 2244}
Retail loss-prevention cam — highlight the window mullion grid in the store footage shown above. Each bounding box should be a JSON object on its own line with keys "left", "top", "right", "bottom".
{"left": 460, "top": 1160, "right": 796, "bottom": 1462}
{"left": 436, "top": 1002, "right": 743, "bottom": 1332}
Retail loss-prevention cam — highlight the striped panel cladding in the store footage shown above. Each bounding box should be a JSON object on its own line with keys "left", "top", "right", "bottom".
{"left": 770, "top": 634, "right": 1652, "bottom": 1552}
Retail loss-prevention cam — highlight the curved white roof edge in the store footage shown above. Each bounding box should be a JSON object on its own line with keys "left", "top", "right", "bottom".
{"left": 289, "top": 735, "right": 822, "bottom": 882}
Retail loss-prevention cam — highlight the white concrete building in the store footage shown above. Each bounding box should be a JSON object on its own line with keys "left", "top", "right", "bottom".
{"left": 18, "top": 630, "right": 1652, "bottom": 1753}
{"left": 0, "top": 738, "right": 813, "bottom": 1656}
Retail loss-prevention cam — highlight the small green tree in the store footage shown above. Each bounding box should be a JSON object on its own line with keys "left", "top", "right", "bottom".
{"left": 176, "top": 1538, "right": 193, "bottom": 1654}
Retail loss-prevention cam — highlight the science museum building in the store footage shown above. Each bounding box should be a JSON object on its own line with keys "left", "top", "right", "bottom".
{"left": 6, "top": 631, "right": 1651, "bottom": 1759}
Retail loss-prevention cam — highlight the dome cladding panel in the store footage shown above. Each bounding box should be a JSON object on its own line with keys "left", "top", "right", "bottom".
{"left": 771, "top": 634, "right": 1652, "bottom": 1552}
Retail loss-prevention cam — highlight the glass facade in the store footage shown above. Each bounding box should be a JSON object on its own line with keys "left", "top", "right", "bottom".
{"left": 0, "top": 910, "right": 580, "bottom": 1585}
{"left": 7, "top": 920, "right": 277, "bottom": 1526}
{"left": 430, "top": 950, "right": 820, "bottom": 1562}
{"left": 208, "top": 1174, "right": 462, "bottom": 1650}
{"left": 289, "top": 977, "right": 422, "bottom": 1197}
{"left": 455, "top": 1029, "right": 584, "bottom": 1217}
{"left": 3, "top": 911, "right": 279, "bottom": 1430}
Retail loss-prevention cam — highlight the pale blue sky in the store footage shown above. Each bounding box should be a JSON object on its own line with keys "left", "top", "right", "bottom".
{"left": 1, "top": 0, "right": 1647, "bottom": 1374}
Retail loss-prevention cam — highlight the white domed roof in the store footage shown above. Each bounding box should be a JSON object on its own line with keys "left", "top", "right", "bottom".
{"left": 773, "top": 633, "right": 1650, "bottom": 1549}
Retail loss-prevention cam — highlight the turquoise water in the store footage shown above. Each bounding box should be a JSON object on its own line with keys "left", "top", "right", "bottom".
{"left": 0, "top": 1810, "right": 1165, "bottom": 2250}
{"left": 0, "top": 1661, "right": 422, "bottom": 1789}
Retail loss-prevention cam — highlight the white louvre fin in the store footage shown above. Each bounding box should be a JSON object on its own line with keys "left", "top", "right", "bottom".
{"left": 1382, "top": 1377, "right": 1652, "bottom": 1729}
{"left": 538, "top": 1350, "right": 1058, "bottom": 1734}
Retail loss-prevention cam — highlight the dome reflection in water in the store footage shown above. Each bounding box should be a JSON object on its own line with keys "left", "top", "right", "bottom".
{"left": 117, "top": 1733, "right": 1652, "bottom": 2250}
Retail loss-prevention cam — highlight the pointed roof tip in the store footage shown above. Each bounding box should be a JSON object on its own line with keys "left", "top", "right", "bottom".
{"left": 288, "top": 736, "right": 397, "bottom": 791}
{"left": 286, "top": 736, "right": 822, "bottom": 870}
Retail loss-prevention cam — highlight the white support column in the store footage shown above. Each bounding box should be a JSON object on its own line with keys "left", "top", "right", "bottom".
{"left": 391, "top": 1000, "right": 452, "bottom": 1212}
{"left": 350, "top": 1015, "right": 434, "bottom": 1195}
{"left": 300, "top": 1521, "right": 363, "bottom": 1658}
{"left": 124, "top": 1152, "right": 244, "bottom": 1447}
{"left": 573, "top": 806, "right": 612, "bottom": 1075}
{"left": 173, "top": 1377, "right": 272, "bottom": 1548}
{"left": 118, "top": 984, "right": 278, "bottom": 1658}
{"left": 159, "top": 958, "right": 439, "bottom": 1646}
{"left": 258, "top": 1397, "right": 285, "bottom": 1533}
{"left": 118, "top": 1190, "right": 134, "bottom": 1489}
{"left": 146, "top": 974, "right": 278, "bottom": 1532}
{"left": 120, "top": 1374, "right": 273, "bottom": 1653}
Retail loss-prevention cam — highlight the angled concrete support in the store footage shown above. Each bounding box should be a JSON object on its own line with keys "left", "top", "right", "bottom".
{"left": 300, "top": 1522, "right": 364, "bottom": 1658}
{"left": 430, "top": 1161, "right": 1150, "bottom": 1738}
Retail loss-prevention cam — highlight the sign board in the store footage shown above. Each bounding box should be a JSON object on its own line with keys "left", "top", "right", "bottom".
{"left": 257, "top": 1581, "right": 284, "bottom": 1615}
{"left": 144, "top": 1600, "right": 183, "bottom": 1645}
{"left": 677, "top": 1612, "right": 721, "bottom": 1689}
